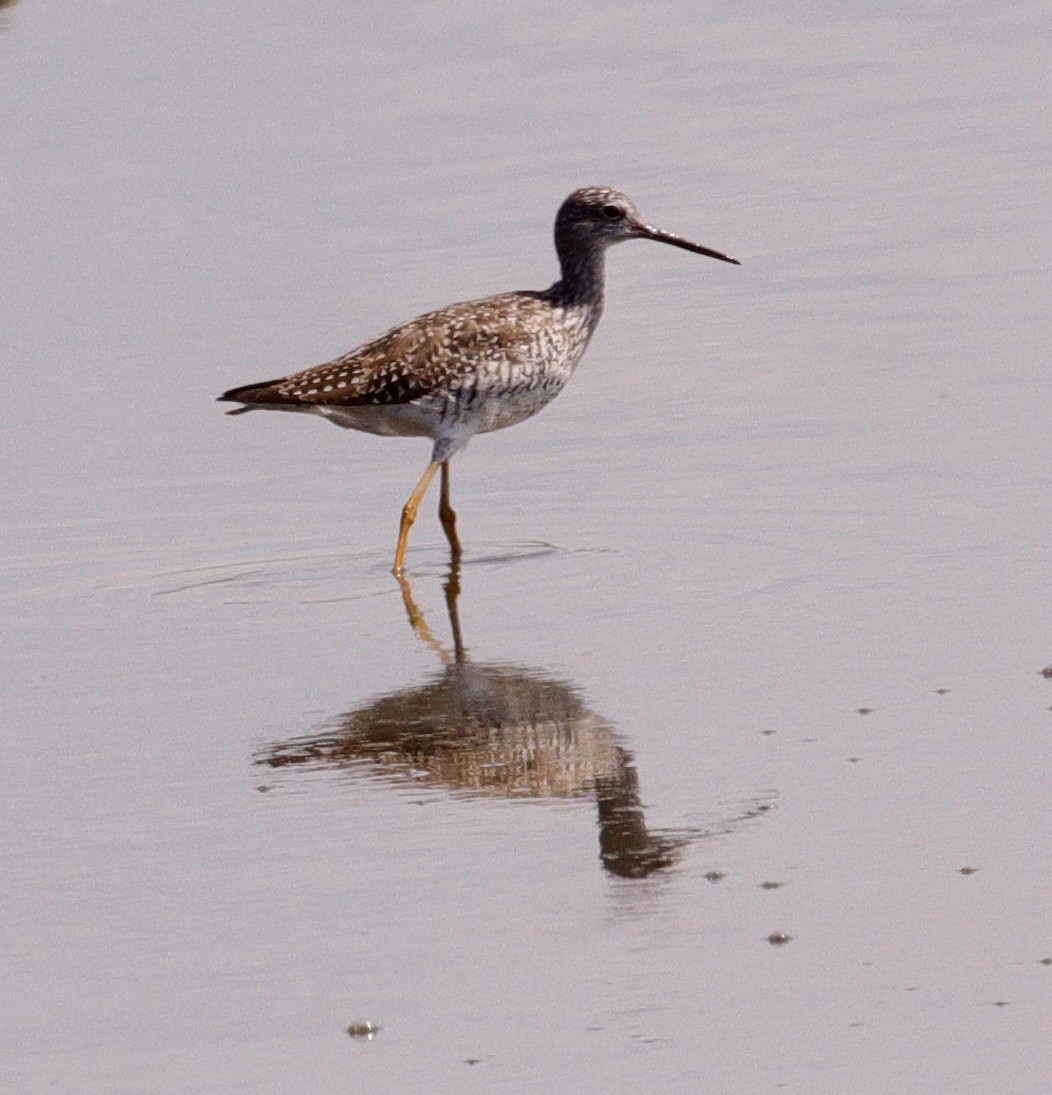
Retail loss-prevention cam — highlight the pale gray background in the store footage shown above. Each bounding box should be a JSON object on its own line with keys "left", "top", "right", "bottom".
{"left": 2, "top": 3, "right": 1049, "bottom": 1093}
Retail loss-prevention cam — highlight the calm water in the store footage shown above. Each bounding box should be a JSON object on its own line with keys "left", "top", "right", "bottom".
{"left": 3, "top": 3, "right": 1050, "bottom": 1093}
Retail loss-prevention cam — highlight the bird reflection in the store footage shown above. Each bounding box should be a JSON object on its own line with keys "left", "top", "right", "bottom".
{"left": 256, "top": 567, "right": 765, "bottom": 877}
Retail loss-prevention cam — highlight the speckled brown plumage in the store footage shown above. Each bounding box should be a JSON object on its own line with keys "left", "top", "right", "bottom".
{"left": 218, "top": 187, "right": 739, "bottom": 573}
{"left": 224, "top": 291, "right": 559, "bottom": 407}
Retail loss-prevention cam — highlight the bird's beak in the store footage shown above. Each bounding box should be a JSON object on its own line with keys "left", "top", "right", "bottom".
{"left": 636, "top": 223, "right": 741, "bottom": 265}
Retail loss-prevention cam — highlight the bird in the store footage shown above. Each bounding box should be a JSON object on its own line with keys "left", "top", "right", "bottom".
{"left": 218, "top": 186, "right": 739, "bottom": 574}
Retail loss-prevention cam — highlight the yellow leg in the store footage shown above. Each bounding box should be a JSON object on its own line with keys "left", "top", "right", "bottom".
{"left": 393, "top": 460, "right": 440, "bottom": 576}
{"left": 438, "top": 460, "right": 462, "bottom": 563}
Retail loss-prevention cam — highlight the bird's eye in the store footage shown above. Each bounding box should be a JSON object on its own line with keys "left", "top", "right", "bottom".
{"left": 600, "top": 204, "right": 625, "bottom": 221}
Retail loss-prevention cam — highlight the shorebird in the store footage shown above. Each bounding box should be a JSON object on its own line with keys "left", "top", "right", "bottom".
{"left": 218, "top": 187, "right": 739, "bottom": 574}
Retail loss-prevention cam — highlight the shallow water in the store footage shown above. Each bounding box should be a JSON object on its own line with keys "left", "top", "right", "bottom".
{"left": 2, "top": 3, "right": 1050, "bottom": 1093}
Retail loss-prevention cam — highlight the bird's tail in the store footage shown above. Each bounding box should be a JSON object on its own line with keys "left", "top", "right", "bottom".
{"left": 217, "top": 378, "right": 287, "bottom": 411}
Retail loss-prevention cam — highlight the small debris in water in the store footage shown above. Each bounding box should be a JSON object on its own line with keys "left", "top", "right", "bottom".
{"left": 704, "top": 871, "right": 725, "bottom": 883}
{"left": 957, "top": 866, "right": 979, "bottom": 875}
{"left": 465, "top": 1058, "right": 482, "bottom": 1066}
{"left": 767, "top": 932, "right": 792, "bottom": 946}
{"left": 347, "top": 1019, "right": 381, "bottom": 1040}
{"left": 934, "top": 688, "right": 951, "bottom": 695}
{"left": 992, "top": 1000, "right": 1010, "bottom": 1007}
{"left": 1039, "top": 666, "right": 1052, "bottom": 678}
{"left": 1039, "top": 957, "right": 1051, "bottom": 965}
{"left": 760, "top": 881, "right": 785, "bottom": 890}
{"left": 856, "top": 707, "right": 874, "bottom": 715}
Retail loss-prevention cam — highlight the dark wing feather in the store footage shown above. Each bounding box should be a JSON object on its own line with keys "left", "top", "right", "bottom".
{"left": 217, "top": 291, "right": 551, "bottom": 410}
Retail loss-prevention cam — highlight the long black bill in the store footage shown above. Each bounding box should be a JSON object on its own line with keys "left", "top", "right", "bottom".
{"left": 638, "top": 224, "right": 741, "bottom": 265}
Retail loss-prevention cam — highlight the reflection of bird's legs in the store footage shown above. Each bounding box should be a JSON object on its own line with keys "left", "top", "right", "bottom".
{"left": 395, "top": 571, "right": 452, "bottom": 665}
{"left": 438, "top": 460, "right": 462, "bottom": 563}
{"left": 443, "top": 562, "right": 467, "bottom": 662}
{"left": 393, "top": 460, "right": 441, "bottom": 575}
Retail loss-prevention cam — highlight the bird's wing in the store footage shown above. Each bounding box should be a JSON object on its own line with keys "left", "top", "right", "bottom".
{"left": 218, "top": 291, "right": 550, "bottom": 409}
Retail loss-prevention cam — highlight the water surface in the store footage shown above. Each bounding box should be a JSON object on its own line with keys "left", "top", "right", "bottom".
{"left": 2, "top": 3, "right": 1049, "bottom": 1093}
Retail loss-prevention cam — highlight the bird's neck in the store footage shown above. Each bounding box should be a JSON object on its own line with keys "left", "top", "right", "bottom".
{"left": 552, "top": 234, "right": 607, "bottom": 307}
